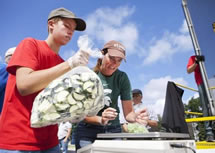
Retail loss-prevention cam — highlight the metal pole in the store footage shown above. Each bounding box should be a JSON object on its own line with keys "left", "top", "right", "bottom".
{"left": 182, "top": 0, "right": 215, "bottom": 115}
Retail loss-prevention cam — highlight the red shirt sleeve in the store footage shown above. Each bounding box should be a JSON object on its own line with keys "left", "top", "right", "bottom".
{"left": 7, "top": 38, "right": 39, "bottom": 75}
{"left": 187, "top": 55, "right": 195, "bottom": 69}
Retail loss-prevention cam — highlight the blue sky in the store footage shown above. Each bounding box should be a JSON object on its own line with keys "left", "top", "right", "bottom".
{"left": 0, "top": 0, "right": 198, "bottom": 116}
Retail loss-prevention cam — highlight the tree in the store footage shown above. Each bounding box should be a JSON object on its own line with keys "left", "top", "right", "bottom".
{"left": 184, "top": 97, "right": 205, "bottom": 141}
{"left": 157, "top": 114, "right": 162, "bottom": 131}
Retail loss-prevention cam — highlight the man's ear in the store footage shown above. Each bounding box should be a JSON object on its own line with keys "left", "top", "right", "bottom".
{"left": 47, "top": 20, "right": 55, "bottom": 33}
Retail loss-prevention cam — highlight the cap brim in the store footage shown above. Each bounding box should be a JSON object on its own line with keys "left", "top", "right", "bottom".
{"left": 48, "top": 16, "right": 86, "bottom": 31}
{"left": 108, "top": 49, "right": 126, "bottom": 61}
{"left": 74, "top": 18, "right": 86, "bottom": 31}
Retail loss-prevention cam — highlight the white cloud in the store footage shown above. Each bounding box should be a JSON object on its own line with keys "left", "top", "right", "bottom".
{"left": 143, "top": 20, "right": 193, "bottom": 65}
{"left": 169, "top": 32, "right": 193, "bottom": 51}
{"left": 83, "top": 6, "right": 193, "bottom": 64}
{"left": 143, "top": 38, "right": 173, "bottom": 65}
{"left": 180, "top": 20, "right": 189, "bottom": 34}
{"left": 141, "top": 75, "right": 188, "bottom": 116}
{"left": 85, "top": 6, "right": 139, "bottom": 54}
{"left": 184, "top": 92, "right": 199, "bottom": 104}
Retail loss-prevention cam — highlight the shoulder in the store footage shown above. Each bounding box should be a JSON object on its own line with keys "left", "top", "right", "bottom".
{"left": 187, "top": 55, "right": 195, "bottom": 66}
{"left": 189, "top": 56, "right": 195, "bottom": 60}
{"left": 66, "top": 122, "right": 72, "bottom": 128}
{"left": 115, "top": 70, "right": 131, "bottom": 90}
{"left": 16, "top": 37, "right": 40, "bottom": 50}
{"left": 111, "top": 70, "right": 130, "bottom": 85}
{"left": 115, "top": 69, "right": 129, "bottom": 78}
{"left": 24, "top": 37, "right": 36, "bottom": 41}
{"left": 20, "top": 38, "right": 45, "bottom": 48}
{"left": 6, "top": 37, "right": 41, "bottom": 75}
{"left": 21, "top": 37, "right": 38, "bottom": 43}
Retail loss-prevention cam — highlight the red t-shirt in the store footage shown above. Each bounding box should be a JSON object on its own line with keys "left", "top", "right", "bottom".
{"left": 187, "top": 55, "right": 203, "bottom": 85}
{"left": 0, "top": 38, "right": 64, "bottom": 150}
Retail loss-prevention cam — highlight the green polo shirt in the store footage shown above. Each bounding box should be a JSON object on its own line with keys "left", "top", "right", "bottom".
{"left": 97, "top": 69, "right": 132, "bottom": 126}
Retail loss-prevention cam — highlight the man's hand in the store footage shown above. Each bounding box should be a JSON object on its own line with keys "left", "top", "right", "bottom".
{"left": 67, "top": 50, "right": 89, "bottom": 68}
{"left": 63, "top": 137, "right": 67, "bottom": 143}
{"left": 195, "top": 57, "right": 199, "bottom": 64}
{"left": 135, "top": 108, "right": 149, "bottom": 125}
{"left": 101, "top": 107, "right": 118, "bottom": 125}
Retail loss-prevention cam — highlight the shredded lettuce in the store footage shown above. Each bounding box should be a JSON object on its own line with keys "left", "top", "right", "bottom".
{"left": 127, "top": 123, "right": 149, "bottom": 133}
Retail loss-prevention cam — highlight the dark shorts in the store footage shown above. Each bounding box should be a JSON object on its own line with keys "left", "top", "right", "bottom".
{"left": 75, "top": 121, "right": 122, "bottom": 150}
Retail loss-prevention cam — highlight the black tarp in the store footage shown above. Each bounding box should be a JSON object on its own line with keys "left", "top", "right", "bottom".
{"left": 162, "top": 81, "right": 189, "bottom": 133}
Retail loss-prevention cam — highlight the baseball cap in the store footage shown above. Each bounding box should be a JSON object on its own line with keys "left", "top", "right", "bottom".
{"left": 48, "top": 7, "right": 86, "bottom": 31}
{"left": 103, "top": 40, "right": 126, "bottom": 60}
{"left": 5, "top": 47, "right": 16, "bottom": 58}
{"left": 132, "top": 89, "right": 142, "bottom": 95}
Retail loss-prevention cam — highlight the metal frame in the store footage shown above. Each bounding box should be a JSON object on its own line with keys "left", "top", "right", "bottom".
{"left": 182, "top": 0, "right": 215, "bottom": 115}
{"left": 97, "top": 132, "right": 190, "bottom": 139}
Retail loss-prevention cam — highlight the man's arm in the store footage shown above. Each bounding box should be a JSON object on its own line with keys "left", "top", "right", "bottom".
{"left": 122, "top": 100, "right": 137, "bottom": 123}
{"left": 16, "top": 61, "right": 71, "bottom": 96}
{"left": 64, "top": 127, "right": 72, "bottom": 142}
{"left": 84, "top": 107, "right": 118, "bottom": 125}
{"left": 122, "top": 100, "right": 148, "bottom": 125}
{"left": 84, "top": 116, "right": 104, "bottom": 125}
{"left": 187, "top": 62, "right": 198, "bottom": 74}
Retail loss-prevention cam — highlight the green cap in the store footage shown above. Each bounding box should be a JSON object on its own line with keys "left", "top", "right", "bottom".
{"left": 48, "top": 7, "right": 86, "bottom": 31}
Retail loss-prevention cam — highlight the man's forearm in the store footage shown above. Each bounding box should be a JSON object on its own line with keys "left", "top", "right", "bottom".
{"left": 125, "top": 111, "right": 137, "bottom": 123}
{"left": 187, "top": 63, "right": 197, "bottom": 74}
{"left": 16, "top": 61, "right": 71, "bottom": 96}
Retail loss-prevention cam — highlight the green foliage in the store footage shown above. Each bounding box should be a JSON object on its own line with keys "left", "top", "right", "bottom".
{"left": 157, "top": 114, "right": 162, "bottom": 131}
{"left": 184, "top": 97, "right": 201, "bottom": 118}
{"left": 184, "top": 97, "right": 205, "bottom": 141}
{"left": 198, "top": 122, "right": 206, "bottom": 141}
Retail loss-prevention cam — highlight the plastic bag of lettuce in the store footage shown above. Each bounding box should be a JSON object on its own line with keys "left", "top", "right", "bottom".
{"left": 127, "top": 123, "right": 149, "bottom": 133}
{"left": 31, "top": 66, "right": 104, "bottom": 128}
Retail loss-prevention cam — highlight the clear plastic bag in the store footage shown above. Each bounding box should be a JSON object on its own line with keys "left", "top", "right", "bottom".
{"left": 77, "top": 35, "right": 103, "bottom": 58}
{"left": 31, "top": 66, "right": 104, "bottom": 128}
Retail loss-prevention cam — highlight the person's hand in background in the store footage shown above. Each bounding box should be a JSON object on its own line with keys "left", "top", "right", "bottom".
{"left": 135, "top": 108, "right": 149, "bottom": 125}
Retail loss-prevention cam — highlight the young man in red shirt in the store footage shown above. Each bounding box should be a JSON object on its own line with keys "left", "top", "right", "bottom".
{"left": 187, "top": 55, "right": 214, "bottom": 142}
{"left": 0, "top": 7, "right": 89, "bottom": 152}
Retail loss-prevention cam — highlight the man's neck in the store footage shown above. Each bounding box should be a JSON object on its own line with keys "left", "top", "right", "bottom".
{"left": 45, "top": 36, "right": 60, "bottom": 54}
